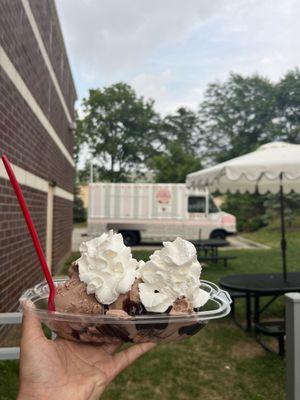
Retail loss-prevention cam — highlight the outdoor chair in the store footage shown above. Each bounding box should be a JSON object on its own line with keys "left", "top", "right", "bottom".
{"left": 255, "top": 320, "right": 285, "bottom": 356}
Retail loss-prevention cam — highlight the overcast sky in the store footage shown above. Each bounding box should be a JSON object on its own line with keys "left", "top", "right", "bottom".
{"left": 56, "top": 0, "right": 300, "bottom": 115}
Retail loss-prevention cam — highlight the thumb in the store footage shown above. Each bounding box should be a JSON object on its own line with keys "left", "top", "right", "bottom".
{"left": 20, "top": 299, "right": 45, "bottom": 344}
{"left": 111, "top": 342, "right": 156, "bottom": 380}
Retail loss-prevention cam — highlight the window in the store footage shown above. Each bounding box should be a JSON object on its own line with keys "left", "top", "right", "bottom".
{"left": 188, "top": 196, "right": 206, "bottom": 213}
{"left": 209, "top": 197, "right": 219, "bottom": 213}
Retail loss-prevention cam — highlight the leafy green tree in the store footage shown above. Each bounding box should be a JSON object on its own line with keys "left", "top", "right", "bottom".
{"left": 199, "top": 73, "right": 276, "bottom": 163}
{"left": 77, "top": 164, "right": 90, "bottom": 184}
{"left": 262, "top": 192, "right": 300, "bottom": 227}
{"left": 73, "top": 184, "right": 87, "bottom": 223}
{"left": 76, "top": 160, "right": 100, "bottom": 184}
{"left": 196, "top": 70, "right": 300, "bottom": 232}
{"left": 74, "top": 111, "right": 83, "bottom": 165}
{"left": 274, "top": 69, "right": 300, "bottom": 143}
{"left": 149, "top": 107, "right": 202, "bottom": 183}
{"left": 78, "top": 83, "right": 160, "bottom": 182}
{"left": 151, "top": 141, "right": 201, "bottom": 183}
{"left": 162, "top": 107, "right": 201, "bottom": 155}
{"left": 222, "top": 193, "right": 267, "bottom": 232}
{"left": 77, "top": 161, "right": 118, "bottom": 184}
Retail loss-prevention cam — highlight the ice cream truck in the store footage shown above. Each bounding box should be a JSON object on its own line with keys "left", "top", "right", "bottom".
{"left": 88, "top": 183, "right": 236, "bottom": 245}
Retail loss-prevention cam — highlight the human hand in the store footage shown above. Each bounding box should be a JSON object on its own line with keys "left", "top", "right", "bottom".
{"left": 17, "top": 302, "right": 155, "bottom": 400}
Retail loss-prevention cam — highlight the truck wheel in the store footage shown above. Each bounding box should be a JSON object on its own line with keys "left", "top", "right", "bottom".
{"left": 120, "top": 231, "right": 139, "bottom": 246}
{"left": 210, "top": 230, "right": 227, "bottom": 240}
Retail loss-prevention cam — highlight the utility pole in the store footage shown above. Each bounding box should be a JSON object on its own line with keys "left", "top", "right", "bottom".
{"left": 90, "top": 159, "right": 93, "bottom": 183}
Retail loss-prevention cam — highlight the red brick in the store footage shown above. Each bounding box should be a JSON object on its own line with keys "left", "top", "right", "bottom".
{"left": 0, "top": 1, "right": 75, "bottom": 314}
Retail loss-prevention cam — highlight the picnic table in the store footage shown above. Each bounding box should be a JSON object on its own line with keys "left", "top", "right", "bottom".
{"left": 220, "top": 272, "right": 300, "bottom": 331}
{"left": 192, "top": 238, "right": 229, "bottom": 255}
{"left": 191, "top": 238, "right": 236, "bottom": 267}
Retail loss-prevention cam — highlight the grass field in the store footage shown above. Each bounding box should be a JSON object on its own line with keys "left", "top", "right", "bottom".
{"left": 1, "top": 219, "right": 299, "bottom": 400}
{"left": 74, "top": 221, "right": 88, "bottom": 229}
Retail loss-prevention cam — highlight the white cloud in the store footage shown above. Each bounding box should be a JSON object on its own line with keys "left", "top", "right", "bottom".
{"left": 131, "top": 70, "right": 173, "bottom": 112}
{"left": 56, "top": 0, "right": 224, "bottom": 78}
{"left": 131, "top": 70, "right": 172, "bottom": 99}
{"left": 56, "top": 0, "right": 300, "bottom": 115}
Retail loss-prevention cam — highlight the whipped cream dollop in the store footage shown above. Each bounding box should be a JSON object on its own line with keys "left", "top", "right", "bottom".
{"left": 77, "top": 230, "right": 142, "bottom": 304}
{"left": 137, "top": 237, "right": 210, "bottom": 312}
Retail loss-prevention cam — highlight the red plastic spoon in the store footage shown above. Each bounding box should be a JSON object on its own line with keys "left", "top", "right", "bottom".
{"left": 1, "top": 155, "right": 56, "bottom": 311}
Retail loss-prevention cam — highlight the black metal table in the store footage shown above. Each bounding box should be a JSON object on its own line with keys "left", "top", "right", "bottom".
{"left": 220, "top": 272, "right": 300, "bottom": 331}
{"left": 191, "top": 238, "right": 229, "bottom": 257}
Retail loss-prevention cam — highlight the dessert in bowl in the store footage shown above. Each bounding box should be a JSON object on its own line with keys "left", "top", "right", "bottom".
{"left": 20, "top": 231, "right": 231, "bottom": 344}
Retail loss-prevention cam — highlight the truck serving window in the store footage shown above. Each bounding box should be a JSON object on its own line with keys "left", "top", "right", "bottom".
{"left": 188, "top": 196, "right": 205, "bottom": 213}
{"left": 209, "top": 197, "right": 219, "bottom": 213}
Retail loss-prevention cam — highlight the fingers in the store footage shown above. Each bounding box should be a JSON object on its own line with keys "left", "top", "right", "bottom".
{"left": 21, "top": 300, "right": 45, "bottom": 344}
{"left": 111, "top": 342, "right": 156, "bottom": 378}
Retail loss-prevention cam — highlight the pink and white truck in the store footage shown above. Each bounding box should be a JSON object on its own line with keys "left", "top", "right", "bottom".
{"left": 88, "top": 183, "right": 236, "bottom": 245}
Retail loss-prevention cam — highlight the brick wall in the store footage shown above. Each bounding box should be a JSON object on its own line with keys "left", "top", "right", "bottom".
{"left": 0, "top": 178, "right": 46, "bottom": 312}
{"left": 0, "top": 0, "right": 76, "bottom": 314}
{"left": 29, "top": 0, "right": 77, "bottom": 115}
{"left": 52, "top": 196, "right": 73, "bottom": 269}
{"left": 0, "top": 70, "right": 74, "bottom": 193}
{"left": 0, "top": 0, "right": 75, "bottom": 154}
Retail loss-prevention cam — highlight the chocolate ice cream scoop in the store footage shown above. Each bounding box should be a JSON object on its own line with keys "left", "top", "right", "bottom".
{"left": 55, "top": 264, "right": 103, "bottom": 314}
{"left": 108, "top": 278, "right": 145, "bottom": 316}
{"left": 170, "top": 297, "right": 194, "bottom": 315}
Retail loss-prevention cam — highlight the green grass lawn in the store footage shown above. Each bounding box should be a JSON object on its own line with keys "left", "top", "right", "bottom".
{"left": 74, "top": 221, "right": 87, "bottom": 229}
{"left": 1, "top": 220, "right": 299, "bottom": 400}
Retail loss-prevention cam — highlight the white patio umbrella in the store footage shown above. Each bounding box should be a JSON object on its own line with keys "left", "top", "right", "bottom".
{"left": 186, "top": 142, "right": 300, "bottom": 280}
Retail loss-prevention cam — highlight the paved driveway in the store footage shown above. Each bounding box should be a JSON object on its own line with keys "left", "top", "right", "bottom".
{"left": 72, "top": 227, "right": 269, "bottom": 252}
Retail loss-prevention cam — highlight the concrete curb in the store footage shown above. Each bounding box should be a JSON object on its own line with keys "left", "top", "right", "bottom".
{"left": 230, "top": 235, "right": 270, "bottom": 250}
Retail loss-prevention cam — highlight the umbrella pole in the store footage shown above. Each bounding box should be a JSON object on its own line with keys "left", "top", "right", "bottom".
{"left": 279, "top": 173, "right": 287, "bottom": 280}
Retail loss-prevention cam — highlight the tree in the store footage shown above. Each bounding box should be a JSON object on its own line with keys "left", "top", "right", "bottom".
{"left": 262, "top": 192, "right": 300, "bottom": 227}
{"left": 73, "top": 184, "right": 87, "bottom": 223}
{"left": 161, "top": 107, "right": 201, "bottom": 155}
{"left": 151, "top": 141, "right": 201, "bottom": 183}
{"left": 274, "top": 69, "right": 300, "bottom": 144}
{"left": 196, "top": 70, "right": 300, "bottom": 232}
{"left": 78, "top": 83, "right": 160, "bottom": 182}
{"left": 149, "top": 107, "right": 202, "bottom": 183}
{"left": 222, "top": 193, "right": 267, "bottom": 232}
{"left": 199, "top": 73, "right": 276, "bottom": 163}
{"left": 73, "top": 111, "right": 83, "bottom": 165}
{"left": 198, "top": 73, "right": 276, "bottom": 231}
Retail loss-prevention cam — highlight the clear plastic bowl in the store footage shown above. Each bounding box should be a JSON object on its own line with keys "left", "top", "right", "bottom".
{"left": 19, "top": 277, "right": 231, "bottom": 344}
